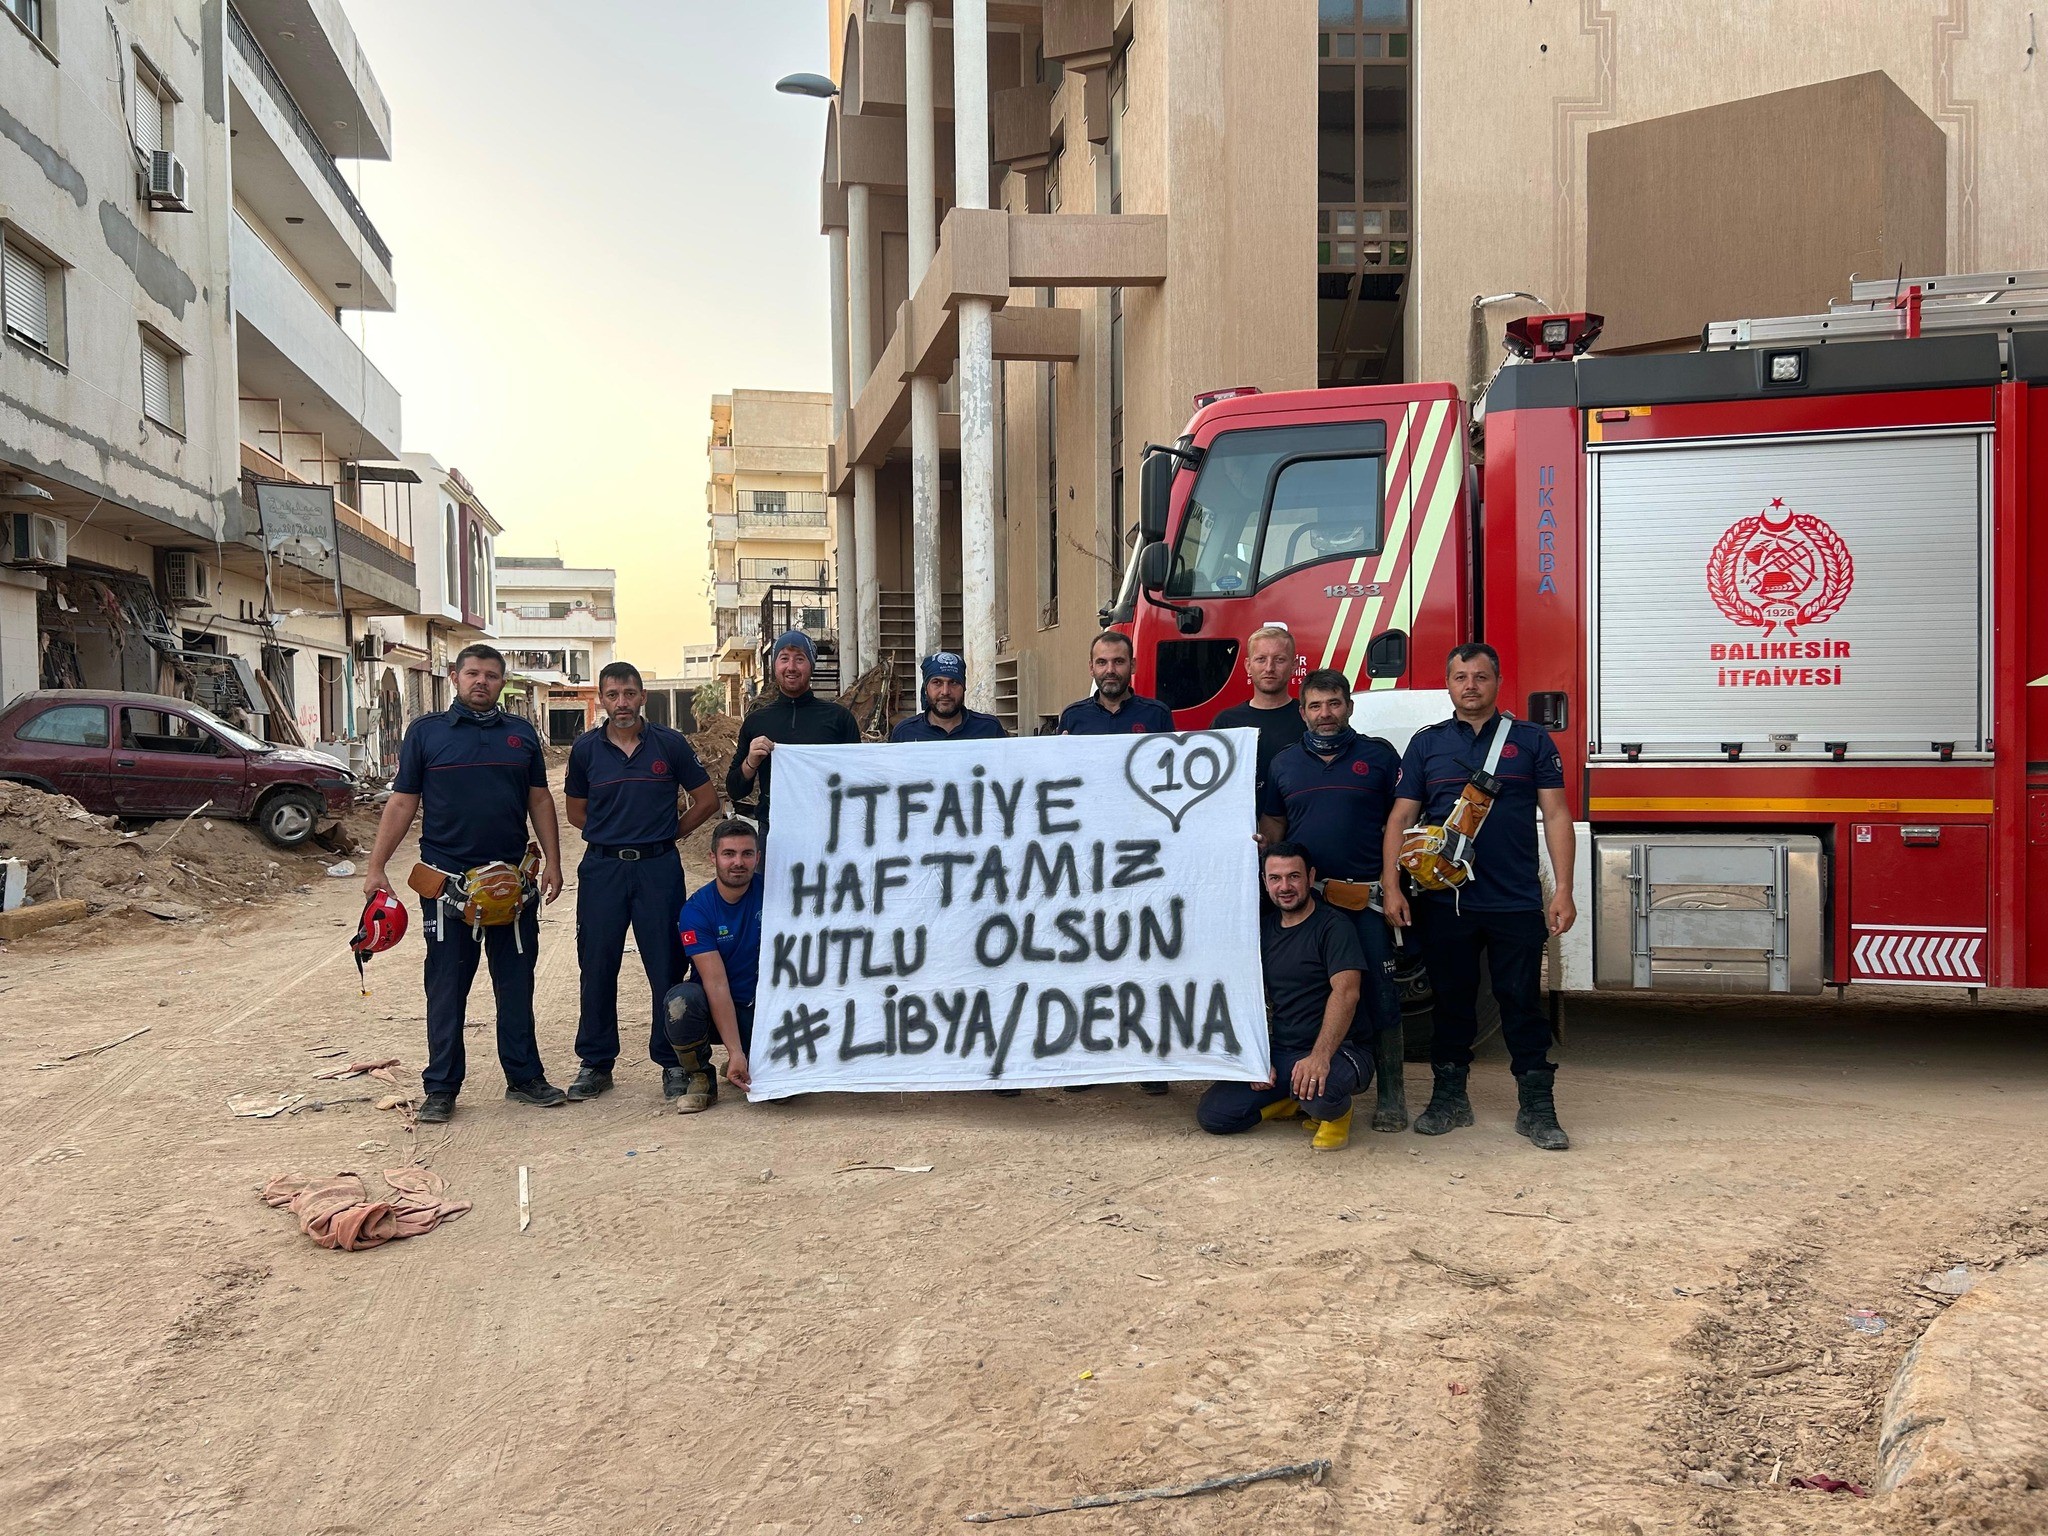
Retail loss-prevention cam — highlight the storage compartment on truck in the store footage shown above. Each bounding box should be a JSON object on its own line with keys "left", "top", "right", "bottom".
{"left": 1847, "top": 822, "right": 1988, "bottom": 986}
{"left": 1593, "top": 833, "right": 1824, "bottom": 994}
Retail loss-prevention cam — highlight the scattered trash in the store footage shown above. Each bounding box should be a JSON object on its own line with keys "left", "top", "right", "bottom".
{"left": 325, "top": 861, "right": 356, "bottom": 878}
{"left": 518, "top": 1165, "right": 531, "bottom": 1233}
{"left": 1135, "top": 1273, "right": 1166, "bottom": 1283}
{"left": 961, "top": 1459, "right": 1331, "bottom": 1523}
{"left": 1690, "top": 1470, "right": 1736, "bottom": 1490}
{"left": 374, "top": 1094, "right": 411, "bottom": 1111}
{"left": 1788, "top": 1475, "right": 1867, "bottom": 1497}
{"left": 834, "top": 1162, "right": 935, "bottom": 1174}
{"left": 1485, "top": 1207, "right": 1573, "bottom": 1223}
{"left": 36, "top": 1025, "right": 151, "bottom": 1068}
{"left": 1078, "top": 1370, "right": 1094, "bottom": 1381}
{"left": 313, "top": 1057, "right": 401, "bottom": 1083}
{"left": 1447, "top": 1382, "right": 1469, "bottom": 1396}
{"left": 1922, "top": 1264, "right": 1974, "bottom": 1296}
{"left": 759, "top": 1168, "right": 773, "bottom": 1182}
{"left": 356, "top": 1140, "right": 390, "bottom": 1154}
{"left": 1845, "top": 1309, "right": 1888, "bottom": 1335}
{"left": 261, "top": 1167, "right": 471, "bottom": 1251}
{"left": 228, "top": 1091, "right": 306, "bottom": 1119}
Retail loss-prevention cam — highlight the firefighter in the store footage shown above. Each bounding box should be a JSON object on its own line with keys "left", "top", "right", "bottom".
{"left": 1060, "top": 630, "right": 1171, "bottom": 1096}
{"left": 1255, "top": 667, "right": 1409, "bottom": 1132}
{"left": 662, "top": 819, "right": 761, "bottom": 1113}
{"left": 562, "top": 661, "right": 720, "bottom": 1104}
{"left": 1056, "top": 631, "right": 1175, "bottom": 735}
{"left": 889, "top": 651, "right": 1008, "bottom": 742}
{"left": 1381, "top": 643, "right": 1576, "bottom": 1151}
{"left": 726, "top": 630, "right": 862, "bottom": 833}
{"left": 1197, "top": 842, "right": 1368, "bottom": 1150}
{"left": 1214, "top": 624, "right": 1304, "bottom": 796}
{"left": 361, "top": 643, "right": 566, "bottom": 1123}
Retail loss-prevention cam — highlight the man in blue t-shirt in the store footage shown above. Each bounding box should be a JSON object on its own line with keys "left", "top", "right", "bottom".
{"left": 1257, "top": 667, "right": 1408, "bottom": 1133}
{"left": 563, "top": 661, "right": 720, "bottom": 1105}
{"left": 1382, "top": 642, "right": 1576, "bottom": 1151}
{"left": 662, "top": 818, "right": 764, "bottom": 1112}
{"left": 362, "top": 643, "right": 565, "bottom": 1123}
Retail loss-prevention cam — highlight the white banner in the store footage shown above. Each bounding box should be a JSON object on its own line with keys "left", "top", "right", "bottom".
{"left": 749, "top": 730, "right": 1269, "bottom": 1099}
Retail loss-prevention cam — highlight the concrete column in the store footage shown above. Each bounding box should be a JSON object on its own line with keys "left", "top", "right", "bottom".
{"left": 953, "top": 0, "right": 996, "bottom": 713}
{"left": 827, "top": 221, "right": 858, "bottom": 682}
{"left": 905, "top": 0, "right": 942, "bottom": 661}
{"left": 847, "top": 183, "right": 881, "bottom": 676}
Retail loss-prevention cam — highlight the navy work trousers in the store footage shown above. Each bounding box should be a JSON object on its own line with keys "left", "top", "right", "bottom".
{"left": 1197, "top": 1042, "right": 1371, "bottom": 1134}
{"left": 662, "top": 980, "right": 756, "bottom": 1058}
{"left": 574, "top": 848, "right": 687, "bottom": 1072}
{"left": 420, "top": 895, "right": 543, "bottom": 1098}
{"left": 1414, "top": 901, "right": 1554, "bottom": 1076}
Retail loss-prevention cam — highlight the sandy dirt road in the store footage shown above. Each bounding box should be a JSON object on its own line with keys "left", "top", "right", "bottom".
{"left": 3, "top": 781, "right": 2046, "bottom": 1535}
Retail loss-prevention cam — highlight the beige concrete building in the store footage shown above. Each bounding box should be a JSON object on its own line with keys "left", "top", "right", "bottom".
{"left": 493, "top": 556, "right": 617, "bottom": 745}
{"left": 705, "top": 388, "right": 837, "bottom": 712}
{"left": 806, "top": 0, "right": 2047, "bottom": 732}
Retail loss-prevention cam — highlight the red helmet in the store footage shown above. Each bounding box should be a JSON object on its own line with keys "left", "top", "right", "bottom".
{"left": 351, "top": 890, "right": 409, "bottom": 990}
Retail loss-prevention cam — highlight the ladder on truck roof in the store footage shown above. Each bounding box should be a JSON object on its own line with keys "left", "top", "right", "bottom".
{"left": 1704, "top": 268, "right": 2048, "bottom": 350}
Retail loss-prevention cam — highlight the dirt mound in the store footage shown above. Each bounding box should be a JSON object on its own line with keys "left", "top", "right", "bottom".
{"left": 689, "top": 712, "right": 740, "bottom": 787}
{"left": 0, "top": 781, "right": 350, "bottom": 925}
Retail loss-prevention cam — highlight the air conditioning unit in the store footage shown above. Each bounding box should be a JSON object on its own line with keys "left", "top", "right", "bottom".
{"left": 160, "top": 549, "right": 210, "bottom": 605}
{"left": 2, "top": 512, "right": 67, "bottom": 570}
{"left": 355, "top": 631, "right": 384, "bottom": 662}
{"left": 144, "top": 150, "right": 192, "bottom": 213}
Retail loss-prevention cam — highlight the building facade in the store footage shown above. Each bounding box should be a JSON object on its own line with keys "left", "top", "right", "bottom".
{"left": 706, "top": 387, "right": 836, "bottom": 712}
{"left": 3, "top": 0, "right": 415, "bottom": 771}
{"left": 810, "top": 0, "right": 2048, "bottom": 732}
{"left": 493, "top": 555, "right": 617, "bottom": 744}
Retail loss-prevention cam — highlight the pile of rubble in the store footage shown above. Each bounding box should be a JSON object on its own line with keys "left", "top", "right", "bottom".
{"left": 688, "top": 713, "right": 741, "bottom": 787}
{"left": 0, "top": 780, "right": 330, "bottom": 924}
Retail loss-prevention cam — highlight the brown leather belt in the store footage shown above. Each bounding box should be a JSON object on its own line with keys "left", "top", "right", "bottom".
{"left": 1319, "top": 878, "right": 1381, "bottom": 912}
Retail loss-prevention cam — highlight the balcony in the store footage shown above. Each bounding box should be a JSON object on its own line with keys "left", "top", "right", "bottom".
{"left": 496, "top": 609, "right": 618, "bottom": 641}
{"left": 232, "top": 216, "right": 401, "bottom": 458}
{"left": 230, "top": 440, "right": 418, "bottom": 614}
{"left": 229, "top": 0, "right": 394, "bottom": 160}
{"left": 227, "top": 2, "right": 395, "bottom": 311}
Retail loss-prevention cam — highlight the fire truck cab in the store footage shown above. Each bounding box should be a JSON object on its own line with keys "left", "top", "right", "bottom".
{"left": 1119, "top": 277, "right": 2048, "bottom": 1000}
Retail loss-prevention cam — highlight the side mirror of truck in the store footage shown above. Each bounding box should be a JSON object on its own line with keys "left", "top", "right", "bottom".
{"left": 1137, "top": 540, "right": 1170, "bottom": 591}
{"left": 1139, "top": 450, "right": 1175, "bottom": 543}
{"left": 1364, "top": 628, "right": 1408, "bottom": 679}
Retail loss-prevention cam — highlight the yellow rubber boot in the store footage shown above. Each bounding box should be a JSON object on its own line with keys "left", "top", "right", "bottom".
{"left": 1259, "top": 1098, "right": 1301, "bottom": 1123}
{"left": 1310, "top": 1108, "right": 1353, "bottom": 1151}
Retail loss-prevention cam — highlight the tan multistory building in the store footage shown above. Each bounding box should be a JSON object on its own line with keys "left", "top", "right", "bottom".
{"left": 705, "top": 388, "right": 837, "bottom": 713}
{"left": 805, "top": 0, "right": 2047, "bottom": 733}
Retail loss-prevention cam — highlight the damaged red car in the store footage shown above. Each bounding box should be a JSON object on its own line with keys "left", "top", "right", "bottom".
{"left": 0, "top": 690, "right": 354, "bottom": 848}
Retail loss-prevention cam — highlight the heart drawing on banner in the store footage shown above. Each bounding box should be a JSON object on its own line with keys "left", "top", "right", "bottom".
{"left": 1124, "top": 732, "right": 1240, "bottom": 834}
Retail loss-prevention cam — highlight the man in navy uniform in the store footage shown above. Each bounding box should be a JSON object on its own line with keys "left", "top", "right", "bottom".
{"left": 1057, "top": 630, "right": 1174, "bottom": 736}
{"left": 1256, "top": 667, "right": 1408, "bottom": 1132}
{"left": 1382, "top": 643, "right": 1577, "bottom": 1151}
{"left": 563, "top": 661, "right": 720, "bottom": 1103}
{"left": 889, "top": 651, "right": 1008, "bottom": 742}
{"left": 362, "top": 644, "right": 565, "bottom": 1123}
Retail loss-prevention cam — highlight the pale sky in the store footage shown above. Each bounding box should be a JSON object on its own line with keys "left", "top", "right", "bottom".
{"left": 348, "top": 0, "right": 835, "bottom": 674}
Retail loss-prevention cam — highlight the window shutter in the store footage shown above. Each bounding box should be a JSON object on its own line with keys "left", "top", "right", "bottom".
{"left": 133, "top": 78, "right": 164, "bottom": 156}
{"left": 2, "top": 241, "right": 50, "bottom": 351}
{"left": 140, "top": 335, "right": 174, "bottom": 425}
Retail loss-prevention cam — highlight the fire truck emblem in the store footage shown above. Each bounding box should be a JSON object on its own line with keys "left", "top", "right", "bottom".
{"left": 1705, "top": 499, "right": 1855, "bottom": 635}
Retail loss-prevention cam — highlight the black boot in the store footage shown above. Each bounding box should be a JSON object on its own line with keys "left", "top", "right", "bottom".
{"left": 1412, "top": 1063, "right": 1474, "bottom": 1136}
{"left": 1514, "top": 1068, "right": 1569, "bottom": 1150}
{"left": 564, "top": 1065, "right": 612, "bottom": 1102}
{"left": 1370, "top": 1024, "right": 1408, "bottom": 1132}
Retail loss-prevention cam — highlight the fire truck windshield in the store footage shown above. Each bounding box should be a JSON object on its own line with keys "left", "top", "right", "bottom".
{"left": 1166, "top": 421, "right": 1385, "bottom": 599}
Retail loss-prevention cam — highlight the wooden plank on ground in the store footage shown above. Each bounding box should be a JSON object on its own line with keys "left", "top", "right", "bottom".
{"left": 0, "top": 900, "right": 90, "bottom": 941}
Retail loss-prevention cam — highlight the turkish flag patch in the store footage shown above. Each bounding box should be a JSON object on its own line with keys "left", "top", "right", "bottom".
{"left": 680, "top": 929, "right": 698, "bottom": 945}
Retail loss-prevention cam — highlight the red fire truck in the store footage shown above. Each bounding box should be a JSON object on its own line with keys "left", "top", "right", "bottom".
{"left": 1113, "top": 273, "right": 2048, "bottom": 999}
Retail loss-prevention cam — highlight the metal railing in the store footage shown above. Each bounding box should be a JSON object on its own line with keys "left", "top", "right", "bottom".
{"left": 225, "top": 3, "right": 393, "bottom": 270}
{"left": 737, "top": 491, "right": 828, "bottom": 513}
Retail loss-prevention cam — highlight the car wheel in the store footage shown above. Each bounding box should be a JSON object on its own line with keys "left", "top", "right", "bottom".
{"left": 258, "top": 789, "right": 320, "bottom": 848}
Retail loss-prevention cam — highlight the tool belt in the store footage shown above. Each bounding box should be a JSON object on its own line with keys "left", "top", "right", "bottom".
{"left": 1398, "top": 716, "right": 1513, "bottom": 897}
{"left": 1319, "top": 878, "right": 1383, "bottom": 913}
{"left": 408, "top": 843, "right": 542, "bottom": 945}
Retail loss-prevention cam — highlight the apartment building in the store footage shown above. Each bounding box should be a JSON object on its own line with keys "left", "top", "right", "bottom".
{"left": 493, "top": 556, "right": 617, "bottom": 744}
{"left": 706, "top": 388, "right": 838, "bottom": 712}
{"left": 810, "top": 0, "right": 2048, "bottom": 732}
{"left": 2, "top": 0, "right": 412, "bottom": 769}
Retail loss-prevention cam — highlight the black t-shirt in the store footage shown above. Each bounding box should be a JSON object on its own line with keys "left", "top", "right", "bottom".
{"left": 1260, "top": 900, "right": 1367, "bottom": 1051}
{"left": 1214, "top": 700, "right": 1302, "bottom": 796}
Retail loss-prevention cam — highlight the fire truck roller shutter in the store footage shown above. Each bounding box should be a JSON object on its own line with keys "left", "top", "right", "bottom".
{"left": 1588, "top": 430, "right": 1987, "bottom": 761}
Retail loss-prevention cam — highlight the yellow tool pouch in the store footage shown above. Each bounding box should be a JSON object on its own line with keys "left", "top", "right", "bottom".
{"left": 1397, "top": 717, "right": 1514, "bottom": 898}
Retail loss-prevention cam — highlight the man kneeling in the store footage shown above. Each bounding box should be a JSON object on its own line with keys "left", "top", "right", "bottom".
{"left": 1197, "top": 842, "right": 1369, "bottom": 1150}
{"left": 663, "top": 819, "right": 759, "bottom": 1111}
